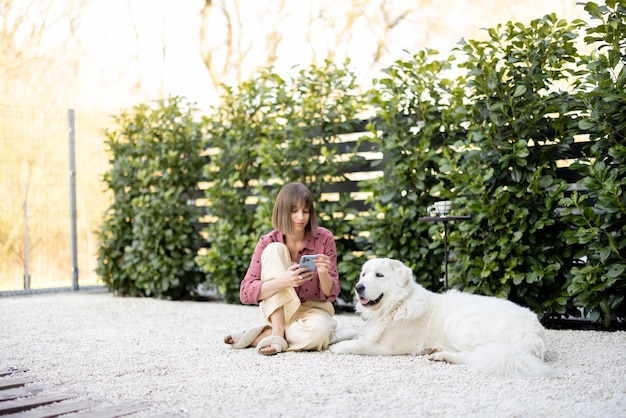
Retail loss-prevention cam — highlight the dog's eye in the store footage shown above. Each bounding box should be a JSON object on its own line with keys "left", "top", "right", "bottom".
{"left": 375, "top": 272, "right": 384, "bottom": 278}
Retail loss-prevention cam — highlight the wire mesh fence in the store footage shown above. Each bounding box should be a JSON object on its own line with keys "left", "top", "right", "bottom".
{"left": 0, "top": 106, "right": 112, "bottom": 293}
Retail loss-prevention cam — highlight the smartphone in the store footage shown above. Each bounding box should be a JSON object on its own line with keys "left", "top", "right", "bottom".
{"left": 299, "top": 255, "right": 318, "bottom": 273}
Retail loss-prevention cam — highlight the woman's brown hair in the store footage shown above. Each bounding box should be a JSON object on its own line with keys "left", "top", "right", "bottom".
{"left": 272, "top": 182, "right": 318, "bottom": 236}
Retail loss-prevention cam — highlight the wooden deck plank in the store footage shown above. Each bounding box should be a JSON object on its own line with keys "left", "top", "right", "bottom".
{"left": 0, "top": 368, "right": 27, "bottom": 377}
{"left": 0, "top": 393, "right": 77, "bottom": 415}
{"left": 0, "top": 377, "right": 37, "bottom": 390}
{"left": 64, "top": 402, "right": 149, "bottom": 418}
{"left": 4, "top": 400, "right": 101, "bottom": 418}
{"left": 0, "top": 386, "right": 46, "bottom": 402}
{"left": 0, "top": 369, "right": 156, "bottom": 417}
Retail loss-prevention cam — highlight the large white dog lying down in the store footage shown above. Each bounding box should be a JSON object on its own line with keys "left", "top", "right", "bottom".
{"left": 330, "top": 258, "right": 555, "bottom": 378}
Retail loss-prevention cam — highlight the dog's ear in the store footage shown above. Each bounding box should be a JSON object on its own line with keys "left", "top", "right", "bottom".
{"left": 388, "top": 259, "right": 413, "bottom": 287}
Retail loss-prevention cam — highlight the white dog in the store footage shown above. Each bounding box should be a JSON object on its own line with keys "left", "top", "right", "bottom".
{"left": 330, "top": 258, "right": 554, "bottom": 378}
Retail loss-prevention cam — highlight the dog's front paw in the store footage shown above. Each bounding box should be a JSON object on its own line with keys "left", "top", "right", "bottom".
{"left": 428, "top": 351, "right": 446, "bottom": 362}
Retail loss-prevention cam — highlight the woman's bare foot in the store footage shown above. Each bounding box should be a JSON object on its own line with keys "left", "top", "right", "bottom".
{"left": 258, "top": 344, "right": 277, "bottom": 355}
{"left": 252, "top": 327, "right": 273, "bottom": 347}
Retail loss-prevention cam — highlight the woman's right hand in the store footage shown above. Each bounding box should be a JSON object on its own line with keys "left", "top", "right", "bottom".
{"left": 282, "top": 263, "right": 313, "bottom": 288}
{"left": 258, "top": 262, "right": 313, "bottom": 301}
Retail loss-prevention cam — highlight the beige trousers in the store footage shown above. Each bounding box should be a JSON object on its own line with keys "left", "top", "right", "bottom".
{"left": 260, "top": 242, "right": 337, "bottom": 351}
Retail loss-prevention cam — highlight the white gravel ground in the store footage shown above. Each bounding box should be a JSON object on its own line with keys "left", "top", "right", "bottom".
{"left": 1, "top": 291, "right": 625, "bottom": 418}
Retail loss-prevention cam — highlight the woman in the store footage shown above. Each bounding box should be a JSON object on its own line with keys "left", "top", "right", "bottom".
{"left": 224, "top": 182, "right": 342, "bottom": 355}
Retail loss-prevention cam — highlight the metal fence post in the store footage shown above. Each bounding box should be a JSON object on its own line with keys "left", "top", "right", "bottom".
{"left": 68, "top": 109, "right": 79, "bottom": 291}
{"left": 23, "top": 160, "right": 30, "bottom": 290}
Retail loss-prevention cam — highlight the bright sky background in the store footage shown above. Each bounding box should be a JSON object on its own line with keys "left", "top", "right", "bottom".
{"left": 73, "top": 1, "right": 212, "bottom": 111}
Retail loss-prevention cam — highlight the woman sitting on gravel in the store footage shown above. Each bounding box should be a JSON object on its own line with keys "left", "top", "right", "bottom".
{"left": 224, "top": 181, "right": 349, "bottom": 355}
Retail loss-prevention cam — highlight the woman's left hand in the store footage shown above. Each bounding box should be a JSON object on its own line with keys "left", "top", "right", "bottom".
{"left": 313, "top": 254, "right": 331, "bottom": 276}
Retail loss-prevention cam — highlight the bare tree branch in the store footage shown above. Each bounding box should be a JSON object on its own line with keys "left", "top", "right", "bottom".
{"left": 126, "top": 0, "right": 142, "bottom": 96}
{"left": 0, "top": 0, "right": 88, "bottom": 105}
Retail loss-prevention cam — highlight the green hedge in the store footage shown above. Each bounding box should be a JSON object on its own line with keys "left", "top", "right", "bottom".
{"left": 96, "top": 97, "right": 206, "bottom": 298}
{"left": 559, "top": 0, "right": 626, "bottom": 325}
{"left": 356, "top": 14, "right": 585, "bottom": 320}
{"left": 96, "top": 3, "right": 625, "bottom": 327}
{"left": 446, "top": 15, "right": 584, "bottom": 317}
{"left": 354, "top": 5, "right": 624, "bottom": 327}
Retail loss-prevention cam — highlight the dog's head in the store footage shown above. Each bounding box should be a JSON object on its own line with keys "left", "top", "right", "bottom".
{"left": 355, "top": 258, "right": 413, "bottom": 312}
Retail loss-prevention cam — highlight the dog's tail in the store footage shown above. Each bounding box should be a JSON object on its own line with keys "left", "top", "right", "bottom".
{"left": 467, "top": 337, "right": 555, "bottom": 378}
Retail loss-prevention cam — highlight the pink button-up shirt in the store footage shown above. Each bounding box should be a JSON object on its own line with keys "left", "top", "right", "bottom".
{"left": 239, "top": 227, "right": 340, "bottom": 305}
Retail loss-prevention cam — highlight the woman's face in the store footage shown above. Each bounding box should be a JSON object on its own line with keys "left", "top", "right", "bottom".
{"left": 290, "top": 203, "right": 310, "bottom": 234}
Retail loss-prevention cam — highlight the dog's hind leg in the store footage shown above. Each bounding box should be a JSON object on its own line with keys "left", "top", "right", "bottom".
{"left": 431, "top": 344, "right": 555, "bottom": 377}
{"left": 428, "top": 349, "right": 471, "bottom": 364}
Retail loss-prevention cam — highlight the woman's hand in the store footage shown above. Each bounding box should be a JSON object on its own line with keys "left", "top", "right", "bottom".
{"left": 312, "top": 253, "right": 333, "bottom": 297}
{"left": 259, "top": 262, "right": 313, "bottom": 301}
{"left": 312, "top": 254, "right": 331, "bottom": 276}
{"left": 282, "top": 263, "right": 313, "bottom": 288}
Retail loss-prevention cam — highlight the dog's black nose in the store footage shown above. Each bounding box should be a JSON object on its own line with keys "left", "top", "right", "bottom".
{"left": 355, "top": 283, "right": 365, "bottom": 294}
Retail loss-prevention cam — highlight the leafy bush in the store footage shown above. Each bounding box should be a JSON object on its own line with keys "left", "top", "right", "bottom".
{"left": 355, "top": 11, "right": 625, "bottom": 326}
{"left": 96, "top": 97, "right": 206, "bottom": 298}
{"left": 447, "top": 14, "right": 585, "bottom": 318}
{"left": 560, "top": 0, "right": 626, "bottom": 326}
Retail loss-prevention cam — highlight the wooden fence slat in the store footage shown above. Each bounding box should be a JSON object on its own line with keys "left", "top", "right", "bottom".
{"left": 0, "top": 393, "right": 77, "bottom": 415}
{"left": 327, "top": 138, "right": 377, "bottom": 154}
{"left": 0, "top": 386, "right": 46, "bottom": 402}
{"left": 64, "top": 402, "right": 149, "bottom": 418}
{"left": 321, "top": 181, "right": 366, "bottom": 194}
{"left": 0, "top": 378, "right": 37, "bottom": 390}
{"left": 4, "top": 400, "right": 100, "bottom": 418}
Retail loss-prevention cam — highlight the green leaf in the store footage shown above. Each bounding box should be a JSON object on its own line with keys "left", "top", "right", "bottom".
{"left": 513, "top": 85, "right": 527, "bottom": 97}
{"left": 606, "top": 264, "right": 626, "bottom": 278}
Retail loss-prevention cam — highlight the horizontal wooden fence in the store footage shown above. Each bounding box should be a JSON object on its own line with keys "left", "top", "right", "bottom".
{"left": 190, "top": 120, "right": 591, "bottom": 249}
{"left": 190, "top": 122, "right": 383, "bottom": 245}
